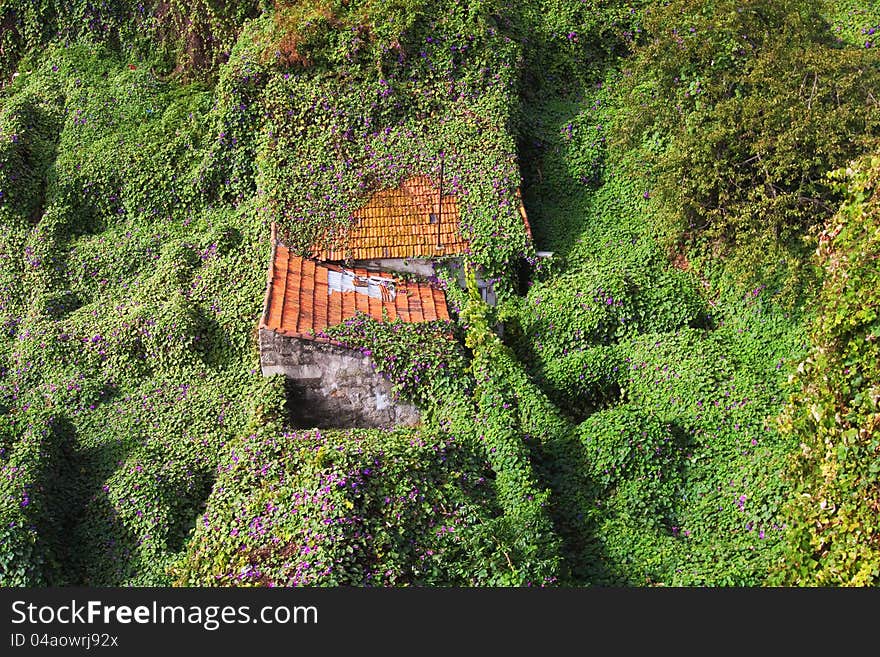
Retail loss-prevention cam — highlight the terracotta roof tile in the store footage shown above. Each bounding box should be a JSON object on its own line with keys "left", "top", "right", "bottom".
{"left": 261, "top": 244, "right": 450, "bottom": 341}
{"left": 434, "top": 288, "right": 450, "bottom": 320}
{"left": 311, "top": 176, "right": 467, "bottom": 261}
{"left": 300, "top": 177, "right": 533, "bottom": 263}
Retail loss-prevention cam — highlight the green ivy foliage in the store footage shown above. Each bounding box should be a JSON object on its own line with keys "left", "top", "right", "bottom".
{"left": 0, "top": 40, "right": 280, "bottom": 585}
{"left": 825, "top": 0, "right": 880, "bottom": 47}
{"left": 0, "top": 412, "right": 64, "bottom": 586}
{"left": 0, "top": 0, "right": 261, "bottom": 84}
{"left": 508, "top": 6, "right": 814, "bottom": 582}
{"left": 240, "top": 2, "right": 533, "bottom": 288}
{"left": 322, "top": 315, "right": 469, "bottom": 410}
{"left": 174, "top": 425, "right": 516, "bottom": 586}
{"left": 460, "top": 273, "right": 563, "bottom": 583}
{"left": 775, "top": 155, "right": 880, "bottom": 586}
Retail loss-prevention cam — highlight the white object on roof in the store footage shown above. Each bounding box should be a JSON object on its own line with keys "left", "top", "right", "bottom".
{"left": 327, "top": 268, "right": 397, "bottom": 302}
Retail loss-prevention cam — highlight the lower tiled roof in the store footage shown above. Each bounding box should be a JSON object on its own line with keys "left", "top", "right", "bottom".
{"left": 260, "top": 241, "right": 450, "bottom": 341}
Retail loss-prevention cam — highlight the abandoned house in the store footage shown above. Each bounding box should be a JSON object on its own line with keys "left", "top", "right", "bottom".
{"left": 259, "top": 174, "right": 532, "bottom": 428}
{"left": 258, "top": 238, "right": 450, "bottom": 428}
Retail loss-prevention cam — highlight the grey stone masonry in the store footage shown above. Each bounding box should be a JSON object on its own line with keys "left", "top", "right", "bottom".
{"left": 259, "top": 327, "right": 420, "bottom": 429}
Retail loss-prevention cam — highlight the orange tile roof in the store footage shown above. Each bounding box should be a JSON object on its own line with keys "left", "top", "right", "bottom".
{"left": 260, "top": 240, "right": 450, "bottom": 341}
{"left": 312, "top": 176, "right": 533, "bottom": 261}
{"left": 308, "top": 176, "right": 533, "bottom": 262}
{"left": 312, "top": 176, "right": 466, "bottom": 261}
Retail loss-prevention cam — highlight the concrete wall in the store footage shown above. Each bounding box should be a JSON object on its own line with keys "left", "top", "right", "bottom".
{"left": 351, "top": 258, "right": 436, "bottom": 278}
{"left": 258, "top": 328, "right": 420, "bottom": 429}
{"left": 444, "top": 260, "right": 497, "bottom": 306}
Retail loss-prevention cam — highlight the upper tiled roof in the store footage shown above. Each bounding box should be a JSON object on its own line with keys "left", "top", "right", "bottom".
{"left": 312, "top": 176, "right": 466, "bottom": 261}
{"left": 260, "top": 239, "right": 450, "bottom": 341}
{"left": 310, "top": 176, "right": 533, "bottom": 262}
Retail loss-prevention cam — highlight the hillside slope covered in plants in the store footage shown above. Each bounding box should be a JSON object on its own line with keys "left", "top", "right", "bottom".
{"left": 1, "top": 0, "right": 878, "bottom": 586}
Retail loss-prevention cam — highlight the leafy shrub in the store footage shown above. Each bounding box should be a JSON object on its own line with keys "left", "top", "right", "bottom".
{"left": 579, "top": 406, "right": 682, "bottom": 493}
{"left": 539, "top": 345, "right": 623, "bottom": 413}
{"left": 776, "top": 155, "right": 880, "bottom": 586}
{"left": 459, "top": 277, "right": 563, "bottom": 584}
{"left": 617, "top": 0, "right": 880, "bottom": 278}
{"left": 0, "top": 89, "right": 64, "bottom": 226}
{"left": 173, "top": 426, "right": 520, "bottom": 586}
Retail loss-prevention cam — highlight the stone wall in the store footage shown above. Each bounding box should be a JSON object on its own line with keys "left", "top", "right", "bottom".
{"left": 258, "top": 327, "right": 420, "bottom": 429}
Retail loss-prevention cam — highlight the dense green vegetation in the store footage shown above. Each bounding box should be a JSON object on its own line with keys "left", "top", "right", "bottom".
{"left": 1, "top": 0, "right": 878, "bottom": 586}
{"left": 774, "top": 155, "right": 880, "bottom": 586}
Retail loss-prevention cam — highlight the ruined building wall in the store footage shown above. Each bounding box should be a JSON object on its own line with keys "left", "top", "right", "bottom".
{"left": 258, "top": 328, "right": 420, "bottom": 429}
